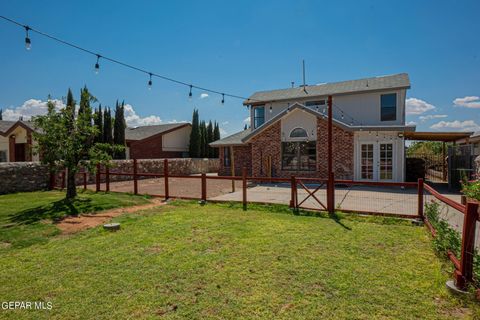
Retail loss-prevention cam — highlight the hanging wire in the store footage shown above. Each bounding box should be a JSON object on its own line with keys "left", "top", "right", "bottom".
{"left": 0, "top": 15, "right": 255, "bottom": 102}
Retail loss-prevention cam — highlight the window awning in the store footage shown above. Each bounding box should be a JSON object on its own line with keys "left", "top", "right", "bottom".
{"left": 403, "top": 131, "right": 472, "bottom": 142}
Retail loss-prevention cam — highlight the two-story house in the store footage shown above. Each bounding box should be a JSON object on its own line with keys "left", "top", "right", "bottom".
{"left": 210, "top": 73, "right": 415, "bottom": 182}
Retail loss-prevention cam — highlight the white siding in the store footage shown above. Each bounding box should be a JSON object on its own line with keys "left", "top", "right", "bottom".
{"left": 162, "top": 125, "right": 191, "bottom": 152}
{"left": 256, "top": 89, "right": 406, "bottom": 127}
{"left": 280, "top": 109, "right": 317, "bottom": 141}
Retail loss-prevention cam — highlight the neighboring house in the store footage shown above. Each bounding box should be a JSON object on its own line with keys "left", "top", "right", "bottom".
{"left": 0, "top": 120, "right": 38, "bottom": 162}
{"left": 126, "top": 123, "right": 191, "bottom": 159}
{"left": 211, "top": 73, "right": 415, "bottom": 182}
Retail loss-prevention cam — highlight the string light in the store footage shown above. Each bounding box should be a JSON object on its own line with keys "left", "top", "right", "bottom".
{"left": 0, "top": 15, "right": 255, "bottom": 104}
{"left": 94, "top": 54, "right": 100, "bottom": 74}
{"left": 341, "top": 111, "right": 344, "bottom": 120}
{"left": 24, "top": 26, "right": 31, "bottom": 50}
{"left": 148, "top": 73, "right": 152, "bottom": 90}
{"left": 188, "top": 85, "right": 193, "bottom": 100}
{"left": 221, "top": 93, "right": 225, "bottom": 104}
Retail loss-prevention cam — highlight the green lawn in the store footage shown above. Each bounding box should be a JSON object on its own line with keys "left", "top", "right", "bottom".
{"left": 0, "top": 190, "right": 150, "bottom": 249}
{"left": 0, "top": 200, "right": 478, "bottom": 319}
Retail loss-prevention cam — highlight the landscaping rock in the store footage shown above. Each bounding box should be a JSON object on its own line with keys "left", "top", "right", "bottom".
{"left": 103, "top": 223, "right": 121, "bottom": 231}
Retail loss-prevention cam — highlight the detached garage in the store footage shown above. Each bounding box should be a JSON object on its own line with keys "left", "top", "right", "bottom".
{"left": 126, "top": 123, "right": 191, "bottom": 159}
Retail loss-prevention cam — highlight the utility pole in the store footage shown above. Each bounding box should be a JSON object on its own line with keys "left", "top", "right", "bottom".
{"left": 327, "top": 95, "right": 334, "bottom": 214}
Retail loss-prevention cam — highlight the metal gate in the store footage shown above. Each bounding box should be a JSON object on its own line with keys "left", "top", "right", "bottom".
{"left": 448, "top": 144, "right": 475, "bottom": 191}
{"left": 406, "top": 153, "right": 447, "bottom": 182}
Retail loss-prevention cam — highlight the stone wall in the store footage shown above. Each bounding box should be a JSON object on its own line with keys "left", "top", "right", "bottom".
{"left": 1, "top": 158, "right": 219, "bottom": 194}
{"left": 0, "top": 162, "right": 49, "bottom": 194}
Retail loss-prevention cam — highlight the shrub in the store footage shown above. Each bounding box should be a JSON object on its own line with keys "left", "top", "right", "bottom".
{"left": 462, "top": 180, "right": 480, "bottom": 201}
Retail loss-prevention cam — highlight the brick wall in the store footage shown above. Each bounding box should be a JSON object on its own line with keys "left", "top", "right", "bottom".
{"left": 218, "top": 145, "right": 252, "bottom": 176}
{"left": 251, "top": 122, "right": 282, "bottom": 177}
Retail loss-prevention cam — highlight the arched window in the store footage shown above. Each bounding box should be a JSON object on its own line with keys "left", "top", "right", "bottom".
{"left": 290, "top": 127, "right": 308, "bottom": 138}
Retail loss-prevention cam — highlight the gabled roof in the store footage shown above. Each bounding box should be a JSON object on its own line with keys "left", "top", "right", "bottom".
{"left": 0, "top": 120, "right": 36, "bottom": 137}
{"left": 209, "top": 128, "right": 252, "bottom": 147}
{"left": 244, "top": 73, "right": 410, "bottom": 105}
{"left": 125, "top": 123, "right": 190, "bottom": 141}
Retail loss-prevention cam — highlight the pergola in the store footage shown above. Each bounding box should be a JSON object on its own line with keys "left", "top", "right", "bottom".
{"left": 404, "top": 131, "right": 473, "bottom": 182}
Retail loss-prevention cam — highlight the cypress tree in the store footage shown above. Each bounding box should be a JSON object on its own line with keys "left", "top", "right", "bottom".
{"left": 65, "top": 89, "right": 76, "bottom": 132}
{"left": 207, "top": 121, "right": 214, "bottom": 158}
{"left": 93, "top": 105, "right": 103, "bottom": 143}
{"left": 103, "top": 108, "right": 113, "bottom": 144}
{"left": 0, "top": 109, "right": 2, "bottom": 120}
{"left": 78, "top": 86, "right": 93, "bottom": 125}
{"left": 189, "top": 109, "right": 200, "bottom": 157}
{"left": 113, "top": 101, "right": 126, "bottom": 159}
{"left": 199, "top": 121, "right": 207, "bottom": 158}
{"left": 213, "top": 122, "right": 220, "bottom": 158}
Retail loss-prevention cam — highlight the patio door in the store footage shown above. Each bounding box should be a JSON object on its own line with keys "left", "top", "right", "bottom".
{"left": 359, "top": 142, "right": 395, "bottom": 181}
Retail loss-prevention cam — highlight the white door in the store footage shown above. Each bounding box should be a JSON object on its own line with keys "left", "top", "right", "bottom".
{"left": 359, "top": 142, "right": 395, "bottom": 181}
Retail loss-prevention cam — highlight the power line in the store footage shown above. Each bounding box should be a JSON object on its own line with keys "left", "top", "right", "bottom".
{"left": 0, "top": 15, "right": 256, "bottom": 103}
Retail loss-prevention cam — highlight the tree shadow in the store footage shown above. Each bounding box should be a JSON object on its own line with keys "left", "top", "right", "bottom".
{"left": 7, "top": 198, "right": 93, "bottom": 225}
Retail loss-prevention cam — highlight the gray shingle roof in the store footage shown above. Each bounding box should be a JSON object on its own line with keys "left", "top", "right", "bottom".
{"left": 0, "top": 120, "right": 36, "bottom": 134}
{"left": 244, "top": 73, "right": 410, "bottom": 105}
{"left": 209, "top": 128, "right": 252, "bottom": 146}
{"left": 125, "top": 123, "right": 190, "bottom": 141}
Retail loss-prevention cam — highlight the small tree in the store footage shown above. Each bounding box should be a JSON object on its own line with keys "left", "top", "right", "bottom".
{"left": 93, "top": 105, "right": 103, "bottom": 143}
{"left": 213, "top": 122, "right": 220, "bottom": 158}
{"left": 207, "top": 121, "right": 214, "bottom": 158}
{"left": 33, "top": 90, "right": 122, "bottom": 200}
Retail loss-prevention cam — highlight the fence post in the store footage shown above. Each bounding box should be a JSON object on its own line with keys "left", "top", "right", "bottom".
{"left": 455, "top": 201, "right": 479, "bottom": 289}
{"left": 293, "top": 177, "right": 298, "bottom": 212}
{"left": 327, "top": 172, "right": 335, "bottom": 214}
{"left": 417, "top": 178, "right": 424, "bottom": 220}
{"left": 164, "top": 158, "right": 169, "bottom": 200}
{"left": 96, "top": 163, "right": 100, "bottom": 192}
{"left": 106, "top": 166, "right": 110, "bottom": 192}
{"left": 242, "top": 167, "right": 247, "bottom": 211}
{"left": 290, "top": 176, "right": 295, "bottom": 208}
{"left": 83, "top": 171, "right": 87, "bottom": 190}
{"left": 201, "top": 173, "right": 207, "bottom": 203}
{"left": 133, "top": 159, "right": 138, "bottom": 195}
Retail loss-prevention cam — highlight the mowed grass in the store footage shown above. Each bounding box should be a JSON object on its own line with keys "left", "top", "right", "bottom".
{"left": 0, "top": 190, "right": 150, "bottom": 249}
{"left": 0, "top": 201, "right": 478, "bottom": 319}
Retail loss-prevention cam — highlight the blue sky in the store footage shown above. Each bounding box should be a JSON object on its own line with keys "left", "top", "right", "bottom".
{"left": 0, "top": 0, "right": 479, "bottom": 135}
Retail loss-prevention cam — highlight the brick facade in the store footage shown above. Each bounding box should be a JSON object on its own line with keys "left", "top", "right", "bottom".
{"left": 218, "top": 145, "right": 252, "bottom": 176}
{"left": 217, "top": 116, "right": 354, "bottom": 179}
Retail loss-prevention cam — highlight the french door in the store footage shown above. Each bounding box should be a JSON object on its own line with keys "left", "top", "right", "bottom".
{"left": 360, "top": 142, "right": 394, "bottom": 181}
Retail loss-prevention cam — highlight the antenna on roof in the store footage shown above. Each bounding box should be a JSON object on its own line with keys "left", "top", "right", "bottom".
{"left": 291, "top": 81, "right": 295, "bottom": 88}
{"left": 302, "top": 60, "right": 307, "bottom": 94}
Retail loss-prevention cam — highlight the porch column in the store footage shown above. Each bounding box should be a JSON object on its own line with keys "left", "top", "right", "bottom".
{"left": 442, "top": 141, "right": 446, "bottom": 181}
{"left": 8, "top": 135, "right": 15, "bottom": 162}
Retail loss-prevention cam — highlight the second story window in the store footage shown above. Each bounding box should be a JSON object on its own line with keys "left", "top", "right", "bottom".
{"left": 381, "top": 93, "right": 397, "bottom": 121}
{"left": 254, "top": 106, "right": 265, "bottom": 128}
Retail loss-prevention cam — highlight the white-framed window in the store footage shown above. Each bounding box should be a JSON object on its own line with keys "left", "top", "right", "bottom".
{"left": 381, "top": 93, "right": 397, "bottom": 121}
{"left": 253, "top": 106, "right": 265, "bottom": 128}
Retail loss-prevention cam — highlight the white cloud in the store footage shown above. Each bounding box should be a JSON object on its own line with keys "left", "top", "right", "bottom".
{"left": 406, "top": 121, "right": 417, "bottom": 126}
{"left": 453, "top": 96, "right": 480, "bottom": 109}
{"left": 200, "top": 93, "right": 209, "bottom": 99}
{"left": 219, "top": 128, "right": 228, "bottom": 137}
{"left": 243, "top": 116, "right": 250, "bottom": 123}
{"left": 418, "top": 114, "right": 448, "bottom": 122}
{"left": 123, "top": 104, "right": 162, "bottom": 127}
{"left": 406, "top": 98, "right": 436, "bottom": 115}
{"left": 2, "top": 99, "right": 65, "bottom": 120}
{"left": 430, "top": 120, "right": 480, "bottom": 132}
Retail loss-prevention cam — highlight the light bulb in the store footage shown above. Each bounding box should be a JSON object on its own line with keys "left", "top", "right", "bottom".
{"left": 221, "top": 94, "right": 225, "bottom": 104}
{"left": 25, "top": 37, "right": 31, "bottom": 50}
{"left": 148, "top": 73, "right": 152, "bottom": 90}
{"left": 188, "top": 85, "right": 193, "bottom": 100}
{"left": 94, "top": 55, "right": 100, "bottom": 74}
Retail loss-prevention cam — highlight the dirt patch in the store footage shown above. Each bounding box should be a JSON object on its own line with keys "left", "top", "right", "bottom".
{"left": 56, "top": 198, "right": 165, "bottom": 235}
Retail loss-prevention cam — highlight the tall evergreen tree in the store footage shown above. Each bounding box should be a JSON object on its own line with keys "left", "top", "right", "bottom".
{"left": 113, "top": 101, "right": 126, "bottom": 159}
{"left": 103, "top": 108, "right": 113, "bottom": 144}
{"left": 0, "top": 109, "right": 3, "bottom": 120}
{"left": 213, "top": 122, "right": 220, "bottom": 158}
{"left": 65, "top": 89, "right": 76, "bottom": 132}
{"left": 93, "top": 105, "right": 103, "bottom": 143}
{"left": 207, "top": 121, "right": 214, "bottom": 158}
{"left": 189, "top": 109, "right": 200, "bottom": 157}
{"left": 199, "top": 121, "right": 207, "bottom": 158}
{"left": 78, "top": 86, "right": 95, "bottom": 125}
